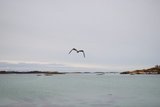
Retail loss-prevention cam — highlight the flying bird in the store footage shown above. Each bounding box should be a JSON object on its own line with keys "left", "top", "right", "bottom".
{"left": 69, "top": 48, "right": 85, "bottom": 58}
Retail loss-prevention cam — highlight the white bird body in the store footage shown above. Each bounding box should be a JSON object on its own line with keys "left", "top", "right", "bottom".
{"left": 69, "top": 48, "right": 85, "bottom": 58}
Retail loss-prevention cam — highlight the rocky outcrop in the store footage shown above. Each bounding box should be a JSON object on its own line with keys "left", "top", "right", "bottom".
{"left": 120, "top": 65, "right": 160, "bottom": 75}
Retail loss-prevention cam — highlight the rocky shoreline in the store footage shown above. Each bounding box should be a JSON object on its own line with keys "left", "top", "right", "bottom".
{"left": 120, "top": 65, "right": 160, "bottom": 75}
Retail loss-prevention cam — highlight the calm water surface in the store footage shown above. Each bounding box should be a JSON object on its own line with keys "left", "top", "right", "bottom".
{"left": 0, "top": 74, "right": 160, "bottom": 107}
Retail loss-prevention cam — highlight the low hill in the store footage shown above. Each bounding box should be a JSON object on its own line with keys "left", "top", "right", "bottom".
{"left": 120, "top": 65, "right": 160, "bottom": 75}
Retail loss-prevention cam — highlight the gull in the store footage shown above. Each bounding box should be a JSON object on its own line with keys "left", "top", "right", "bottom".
{"left": 69, "top": 48, "right": 85, "bottom": 58}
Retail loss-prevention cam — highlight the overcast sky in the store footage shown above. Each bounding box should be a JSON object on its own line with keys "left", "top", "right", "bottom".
{"left": 0, "top": 0, "right": 160, "bottom": 71}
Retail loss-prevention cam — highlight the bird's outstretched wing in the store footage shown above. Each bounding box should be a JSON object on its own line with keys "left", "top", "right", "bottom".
{"left": 69, "top": 48, "right": 78, "bottom": 54}
{"left": 82, "top": 51, "right": 85, "bottom": 58}
{"left": 79, "top": 50, "right": 85, "bottom": 58}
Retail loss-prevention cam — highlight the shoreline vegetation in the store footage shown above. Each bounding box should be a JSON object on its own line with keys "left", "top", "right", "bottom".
{"left": 120, "top": 65, "right": 160, "bottom": 75}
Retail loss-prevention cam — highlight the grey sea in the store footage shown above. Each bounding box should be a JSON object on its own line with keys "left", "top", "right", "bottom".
{"left": 0, "top": 74, "right": 160, "bottom": 107}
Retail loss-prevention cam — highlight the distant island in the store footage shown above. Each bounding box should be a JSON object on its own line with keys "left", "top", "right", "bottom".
{"left": 2, "top": 65, "right": 160, "bottom": 75}
{"left": 0, "top": 70, "right": 119, "bottom": 75}
{"left": 120, "top": 65, "right": 160, "bottom": 75}
{"left": 0, "top": 71, "right": 65, "bottom": 76}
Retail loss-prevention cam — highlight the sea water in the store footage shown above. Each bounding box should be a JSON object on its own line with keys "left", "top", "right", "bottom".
{"left": 0, "top": 74, "right": 160, "bottom": 107}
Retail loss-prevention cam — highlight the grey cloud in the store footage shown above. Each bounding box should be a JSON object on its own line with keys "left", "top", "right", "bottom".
{"left": 0, "top": 0, "right": 160, "bottom": 70}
